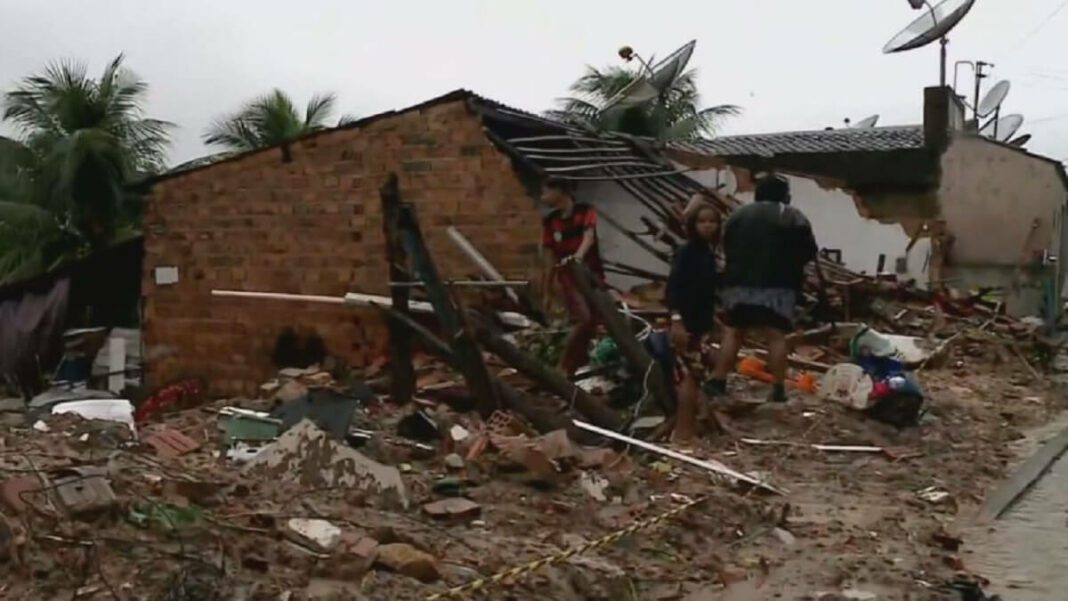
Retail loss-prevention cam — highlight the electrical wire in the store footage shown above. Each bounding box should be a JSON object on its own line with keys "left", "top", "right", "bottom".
{"left": 1007, "top": 0, "right": 1068, "bottom": 54}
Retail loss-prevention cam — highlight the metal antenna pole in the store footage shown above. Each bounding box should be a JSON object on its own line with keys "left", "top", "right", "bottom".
{"left": 973, "top": 61, "right": 991, "bottom": 121}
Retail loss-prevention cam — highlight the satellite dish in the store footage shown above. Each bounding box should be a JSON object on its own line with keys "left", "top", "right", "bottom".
{"left": 980, "top": 114, "right": 1024, "bottom": 142}
{"left": 1009, "top": 133, "right": 1032, "bottom": 147}
{"left": 716, "top": 168, "right": 738, "bottom": 196}
{"left": 601, "top": 40, "right": 696, "bottom": 114}
{"left": 883, "top": 0, "right": 977, "bottom": 86}
{"left": 883, "top": 0, "right": 977, "bottom": 53}
{"left": 977, "top": 80, "right": 1010, "bottom": 118}
{"left": 852, "top": 115, "right": 880, "bottom": 128}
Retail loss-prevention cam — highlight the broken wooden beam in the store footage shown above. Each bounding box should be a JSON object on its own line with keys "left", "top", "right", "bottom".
{"left": 567, "top": 262, "right": 675, "bottom": 415}
{"left": 446, "top": 225, "right": 546, "bottom": 324}
{"left": 375, "top": 305, "right": 567, "bottom": 433}
{"left": 380, "top": 173, "right": 415, "bottom": 405}
{"left": 468, "top": 313, "right": 624, "bottom": 432}
{"left": 396, "top": 203, "right": 500, "bottom": 417}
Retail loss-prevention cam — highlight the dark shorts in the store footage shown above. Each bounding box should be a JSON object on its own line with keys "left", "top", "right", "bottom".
{"left": 724, "top": 304, "right": 792, "bottom": 332}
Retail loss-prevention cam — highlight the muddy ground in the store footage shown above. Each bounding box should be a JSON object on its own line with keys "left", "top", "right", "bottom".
{"left": 0, "top": 336, "right": 1060, "bottom": 601}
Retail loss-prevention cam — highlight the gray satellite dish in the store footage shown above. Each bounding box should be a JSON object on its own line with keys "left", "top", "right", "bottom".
{"left": 883, "top": 0, "right": 977, "bottom": 86}
{"left": 852, "top": 115, "right": 880, "bottom": 128}
{"left": 1009, "top": 133, "right": 1031, "bottom": 147}
{"left": 977, "top": 80, "right": 1010, "bottom": 118}
{"left": 980, "top": 114, "right": 1024, "bottom": 142}
{"left": 601, "top": 40, "right": 696, "bottom": 114}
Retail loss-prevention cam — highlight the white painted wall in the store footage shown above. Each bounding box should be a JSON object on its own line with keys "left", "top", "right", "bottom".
{"left": 686, "top": 169, "right": 932, "bottom": 287}
{"left": 576, "top": 180, "right": 672, "bottom": 292}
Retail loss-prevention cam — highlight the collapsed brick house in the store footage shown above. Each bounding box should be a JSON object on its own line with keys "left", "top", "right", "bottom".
{"left": 140, "top": 90, "right": 711, "bottom": 395}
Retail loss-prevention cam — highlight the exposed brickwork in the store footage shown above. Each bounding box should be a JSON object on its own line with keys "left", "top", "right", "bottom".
{"left": 143, "top": 98, "right": 542, "bottom": 396}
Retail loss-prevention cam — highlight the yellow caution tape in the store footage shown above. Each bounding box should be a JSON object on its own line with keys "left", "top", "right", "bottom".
{"left": 424, "top": 494, "right": 708, "bottom": 600}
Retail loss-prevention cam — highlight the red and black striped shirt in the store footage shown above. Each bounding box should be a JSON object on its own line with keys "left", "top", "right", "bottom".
{"left": 542, "top": 203, "right": 604, "bottom": 278}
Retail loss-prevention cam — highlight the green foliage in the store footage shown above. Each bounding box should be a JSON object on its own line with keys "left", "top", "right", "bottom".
{"left": 203, "top": 89, "right": 352, "bottom": 152}
{"left": 547, "top": 64, "right": 739, "bottom": 141}
{"left": 0, "top": 54, "right": 172, "bottom": 284}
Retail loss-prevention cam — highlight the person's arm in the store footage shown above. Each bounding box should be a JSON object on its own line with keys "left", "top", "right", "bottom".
{"left": 573, "top": 205, "right": 598, "bottom": 262}
{"left": 541, "top": 220, "right": 557, "bottom": 309}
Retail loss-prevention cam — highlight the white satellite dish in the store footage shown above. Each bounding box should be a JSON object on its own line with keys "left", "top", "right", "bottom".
{"left": 977, "top": 80, "right": 1010, "bottom": 118}
{"left": 980, "top": 114, "right": 1024, "bottom": 142}
{"left": 601, "top": 40, "right": 697, "bottom": 114}
{"left": 716, "top": 168, "right": 738, "bottom": 196}
{"left": 852, "top": 115, "right": 880, "bottom": 128}
{"left": 883, "top": 0, "right": 978, "bottom": 86}
{"left": 1009, "top": 133, "right": 1031, "bottom": 147}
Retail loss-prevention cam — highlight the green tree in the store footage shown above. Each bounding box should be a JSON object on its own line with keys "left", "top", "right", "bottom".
{"left": 547, "top": 65, "right": 739, "bottom": 141}
{"left": 203, "top": 89, "right": 353, "bottom": 152}
{"left": 0, "top": 54, "right": 172, "bottom": 283}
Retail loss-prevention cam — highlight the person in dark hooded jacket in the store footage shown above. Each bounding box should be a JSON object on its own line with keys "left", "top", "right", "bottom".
{"left": 707, "top": 174, "right": 818, "bottom": 403}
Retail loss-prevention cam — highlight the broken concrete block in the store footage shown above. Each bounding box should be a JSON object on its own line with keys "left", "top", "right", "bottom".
{"left": 0, "top": 476, "right": 43, "bottom": 514}
{"left": 443, "top": 454, "right": 465, "bottom": 470}
{"left": 144, "top": 428, "right": 201, "bottom": 458}
{"left": 274, "top": 381, "right": 309, "bottom": 404}
{"left": 286, "top": 518, "right": 342, "bottom": 553}
{"left": 279, "top": 368, "right": 306, "bottom": 379}
{"left": 246, "top": 420, "right": 408, "bottom": 509}
{"left": 303, "top": 372, "right": 334, "bottom": 388}
{"left": 772, "top": 527, "right": 797, "bottom": 546}
{"left": 578, "top": 471, "right": 609, "bottom": 502}
{"left": 422, "top": 498, "right": 481, "bottom": 522}
{"left": 375, "top": 543, "right": 440, "bottom": 582}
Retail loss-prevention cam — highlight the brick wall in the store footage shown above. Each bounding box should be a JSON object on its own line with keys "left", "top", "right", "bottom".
{"left": 143, "top": 98, "right": 543, "bottom": 396}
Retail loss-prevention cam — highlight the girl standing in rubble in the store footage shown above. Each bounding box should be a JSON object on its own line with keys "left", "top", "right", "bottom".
{"left": 666, "top": 195, "right": 722, "bottom": 442}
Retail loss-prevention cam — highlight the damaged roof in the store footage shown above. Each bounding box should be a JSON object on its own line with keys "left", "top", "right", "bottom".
{"left": 671, "top": 125, "right": 926, "bottom": 158}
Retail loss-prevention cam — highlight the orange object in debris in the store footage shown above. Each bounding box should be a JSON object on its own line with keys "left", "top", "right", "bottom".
{"left": 736, "top": 356, "right": 817, "bottom": 394}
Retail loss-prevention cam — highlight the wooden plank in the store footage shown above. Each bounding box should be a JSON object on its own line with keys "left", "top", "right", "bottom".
{"left": 446, "top": 226, "right": 546, "bottom": 324}
{"left": 375, "top": 305, "right": 567, "bottom": 433}
{"left": 978, "top": 427, "right": 1068, "bottom": 521}
{"left": 380, "top": 173, "right": 415, "bottom": 405}
{"left": 468, "top": 313, "right": 623, "bottom": 432}
{"left": 396, "top": 204, "right": 500, "bottom": 417}
{"left": 567, "top": 262, "right": 675, "bottom": 415}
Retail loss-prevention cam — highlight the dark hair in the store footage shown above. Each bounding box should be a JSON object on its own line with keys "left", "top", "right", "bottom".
{"left": 685, "top": 204, "right": 721, "bottom": 244}
{"left": 543, "top": 176, "right": 575, "bottom": 196}
{"left": 755, "top": 175, "right": 790, "bottom": 204}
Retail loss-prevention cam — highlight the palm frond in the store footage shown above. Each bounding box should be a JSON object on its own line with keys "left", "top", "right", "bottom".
{"left": 304, "top": 93, "right": 338, "bottom": 130}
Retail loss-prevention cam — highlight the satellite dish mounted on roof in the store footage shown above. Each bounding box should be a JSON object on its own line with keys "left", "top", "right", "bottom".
{"left": 1008, "top": 133, "right": 1031, "bottom": 147}
{"left": 852, "top": 115, "right": 880, "bottom": 128}
{"left": 883, "top": 0, "right": 978, "bottom": 87}
{"left": 980, "top": 113, "right": 1024, "bottom": 142}
{"left": 601, "top": 40, "right": 697, "bottom": 115}
{"left": 977, "top": 79, "right": 1010, "bottom": 118}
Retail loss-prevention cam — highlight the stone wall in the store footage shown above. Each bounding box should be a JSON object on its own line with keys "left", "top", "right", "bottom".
{"left": 143, "top": 97, "right": 543, "bottom": 396}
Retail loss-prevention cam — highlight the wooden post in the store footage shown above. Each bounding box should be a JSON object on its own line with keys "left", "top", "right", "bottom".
{"left": 567, "top": 262, "right": 676, "bottom": 415}
{"left": 380, "top": 173, "right": 415, "bottom": 405}
{"left": 376, "top": 305, "right": 567, "bottom": 433}
{"left": 468, "top": 312, "right": 624, "bottom": 431}
{"left": 396, "top": 204, "right": 500, "bottom": 417}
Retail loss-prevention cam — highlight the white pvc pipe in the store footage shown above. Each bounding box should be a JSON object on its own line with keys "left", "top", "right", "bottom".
{"left": 572, "top": 419, "right": 786, "bottom": 495}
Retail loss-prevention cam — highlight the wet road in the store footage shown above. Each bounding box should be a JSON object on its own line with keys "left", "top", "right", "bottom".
{"left": 968, "top": 420, "right": 1068, "bottom": 600}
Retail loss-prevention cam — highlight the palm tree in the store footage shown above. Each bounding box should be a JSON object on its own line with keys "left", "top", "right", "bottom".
{"left": 203, "top": 89, "right": 353, "bottom": 152}
{"left": 547, "top": 64, "right": 739, "bottom": 141}
{"left": 0, "top": 54, "right": 171, "bottom": 283}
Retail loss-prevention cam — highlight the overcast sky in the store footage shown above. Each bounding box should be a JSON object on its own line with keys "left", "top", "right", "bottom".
{"left": 3, "top": 0, "right": 1067, "bottom": 165}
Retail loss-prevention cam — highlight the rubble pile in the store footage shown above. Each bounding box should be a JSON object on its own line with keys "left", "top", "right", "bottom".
{"left": 1, "top": 313, "right": 1063, "bottom": 600}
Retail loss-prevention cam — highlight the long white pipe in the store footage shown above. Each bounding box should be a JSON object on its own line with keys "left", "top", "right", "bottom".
{"left": 210, "top": 289, "right": 533, "bottom": 328}
{"left": 572, "top": 419, "right": 786, "bottom": 495}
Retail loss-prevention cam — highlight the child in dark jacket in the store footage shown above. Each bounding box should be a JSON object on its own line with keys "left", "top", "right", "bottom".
{"left": 665, "top": 200, "right": 721, "bottom": 442}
